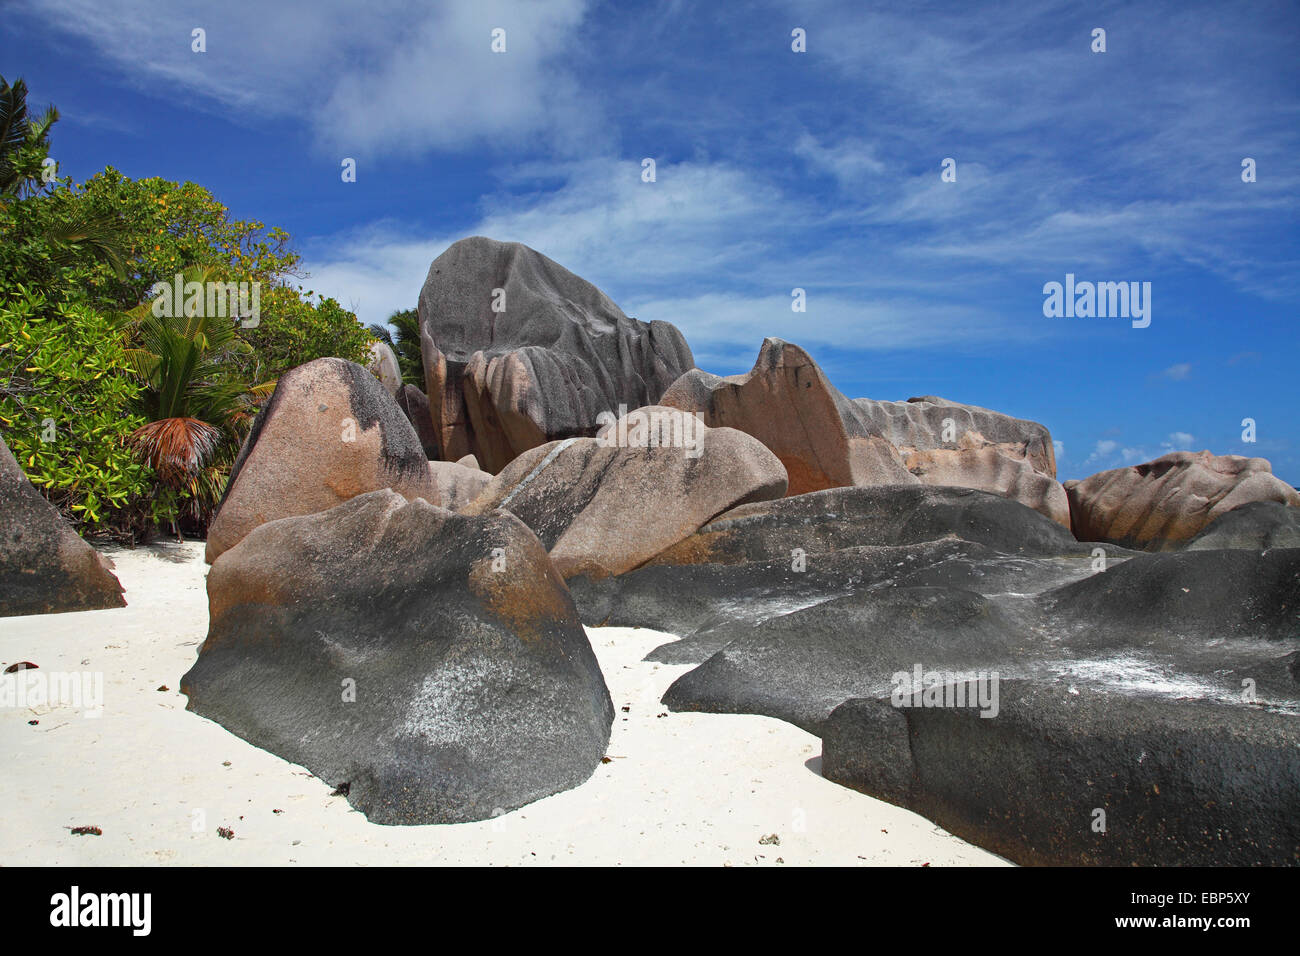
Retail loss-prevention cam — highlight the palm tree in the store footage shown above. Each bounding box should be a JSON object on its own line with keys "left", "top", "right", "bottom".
{"left": 121, "top": 265, "right": 273, "bottom": 536}
{"left": 0, "top": 75, "right": 57, "bottom": 200}
{"left": 1, "top": 75, "right": 127, "bottom": 276}
{"left": 368, "top": 307, "right": 424, "bottom": 386}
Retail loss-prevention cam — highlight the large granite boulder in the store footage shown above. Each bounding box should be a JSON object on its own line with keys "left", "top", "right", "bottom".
{"left": 1186, "top": 500, "right": 1300, "bottom": 551}
{"left": 903, "top": 447, "right": 1069, "bottom": 527}
{"left": 464, "top": 406, "right": 787, "bottom": 578}
{"left": 396, "top": 384, "right": 440, "bottom": 459}
{"left": 646, "top": 484, "right": 1083, "bottom": 568}
{"left": 418, "top": 237, "right": 695, "bottom": 473}
{"left": 182, "top": 489, "right": 614, "bottom": 825}
{"left": 822, "top": 682, "right": 1300, "bottom": 866}
{"left": 1065, "top": 450, "right": 1300, "bottom": 550}
{"left": 0, "top": 434, "right": 125, "bottom": 616}
{"left": 852, "top": 394, "right": 1057, "bottom": 478}
{"left": 569, "top": 486, "right": 1122, "bottom": 664}
{"left": 205, "top": 358, "right": 436, "bottom": 563}
{"left": 659, "top": 338, "right": 915, "bottom": 496}
{"left": 366, "top": 341, "right": 402, "bottom": 396}
{"left": 428, "top": 459, "right": 492, "bottom": 512}
{"left": 655, "top": 546, "right": 1300, "bottom": 729}
{"left": 658, "top": 338, "right": 1067, "bottom": 523}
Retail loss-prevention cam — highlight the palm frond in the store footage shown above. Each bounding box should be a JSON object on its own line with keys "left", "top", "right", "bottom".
{"left": 128, "top": 417, "right": 223, "bottom": 484}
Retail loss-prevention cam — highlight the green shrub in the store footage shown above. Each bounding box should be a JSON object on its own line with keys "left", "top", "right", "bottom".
{"left": 0, "top": 285, "right": 167, "bottom": 536}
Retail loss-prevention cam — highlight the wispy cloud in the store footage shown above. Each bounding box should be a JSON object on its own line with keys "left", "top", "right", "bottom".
{"left": 14, "top": 0, "right": 596, "bottom": 154}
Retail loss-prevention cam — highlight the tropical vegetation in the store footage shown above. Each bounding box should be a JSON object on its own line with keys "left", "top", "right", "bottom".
{"left": 0, "top": 75, "right": 376, "bottom": 540}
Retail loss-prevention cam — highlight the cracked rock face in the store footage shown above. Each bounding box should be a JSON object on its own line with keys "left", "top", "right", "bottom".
{"left": 418, "top": 237, "right": 695, "bottom": 473}
{"left": 0, "top": 433, "right": 125, "bottom": 617}
{"left": 183, "top": 489, "right": 614, "bottom": 825}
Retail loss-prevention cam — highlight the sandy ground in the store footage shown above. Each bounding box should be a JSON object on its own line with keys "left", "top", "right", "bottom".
{"left": 0, "top": 541, "right": 1007, "bottom": 866}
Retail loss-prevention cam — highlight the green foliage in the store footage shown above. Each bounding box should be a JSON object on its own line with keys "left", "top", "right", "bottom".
{"left": 246, "top": 286, "right": 374, "bottom": 379}
{"left": 0, "top": 75, "right": 58, "bottom": 199}
{"left": 0, "top": 164, "right": 369, "bottom": 379}
{"left": 368, "top": 307, "right": 424, "bottom": 386}
{"left": 0, "top": 285, "right": 161, "bottom": 534}
{"left": 120, "top": 264, "right": 273, "bottom": 526}
{"left": 0, "top": 77, "right": 375, "bottom": 538}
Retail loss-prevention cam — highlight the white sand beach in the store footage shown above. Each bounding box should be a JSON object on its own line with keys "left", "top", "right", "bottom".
{"left": 0, "top": 542, "right": 1007, "bottom": 866}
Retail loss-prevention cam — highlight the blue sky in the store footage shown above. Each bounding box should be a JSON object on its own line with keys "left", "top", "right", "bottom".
{"left": 5, "top": 0, "right": 1298, "bottom": 482}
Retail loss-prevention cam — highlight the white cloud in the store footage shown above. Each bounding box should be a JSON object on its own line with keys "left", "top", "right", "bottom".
{"left": 303, "top": 155, "right": 1025, "bottom": 362}
{"left": 793, "top": 132, "right": 887, "bottom": 187}
{"left": 1161, "top": 363, "right": 1193, "bottom": 381}
{"left": 16, "top": 0, "right": 596, "bottom": 154}
{"left": 1084, "top": 439, "right": 1118, "bottom": 465}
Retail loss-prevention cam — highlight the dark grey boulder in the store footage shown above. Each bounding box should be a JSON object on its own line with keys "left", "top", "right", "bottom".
{"left": 568, "top": 485, "right": 1125, "bottom": 664}
{"left": 662, "top": 585, "right": 1035, "bottom": 734}
{"left": 1040, "top": 547, "right": 1300, "bottom": 644}
{"left": 646, "top": 484, "right": 1089, "bottom": 567}
{"left": 396, "top": 384, "right": 440, "bottom": 459}
{"left": 822, "top": 681, "right": 1300, "bottom": 866}
{"left": 656, "top": 547, "right": 1300, "bottom": 730}
{"left": 0, "top": 433, "right": 124, "bottom": 616}
{"left": 182, "top": 489, "right": 614, "bottom": 825}
{"left": 419, "top": 237, "right": 695, "bottom": 472}
{"left": 1185, "top": 500, "right": 1300, "bottom": 551}
{"left": 566, "top": 473, "right": 1300, "bottom": 866}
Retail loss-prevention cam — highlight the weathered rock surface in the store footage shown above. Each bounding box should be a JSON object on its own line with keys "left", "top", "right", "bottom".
{"left": 182, "top": 489, "right": 614, "bottom": 825}
{"left": 646, "top": 485, "right": 1083, "bottom": 568}
{"left": 419, "top": 237, "right": 695, "bottom": 473}
{"left": 205, "top": 358, "right": 435, "bottom": 563}
{"left": 571, "top": 486, "right": 1121, "bottom": 665}
{"left": 1066, "top": 450, "right": 1300, "bottom": 550}
{"left": 1186, "top": 500, "right": 1300, "bottom": 551}
{"left": 655, "top": 546, "right": 1299, "bottom": 732}
{"left": 822, "top": 682, "right": 1300, "bottom": 866}
{"left": 903, "top": 447, "right": 1069, "bottom": 527}
{"left": 396, "top": 384, "right": 440, "bottom": 459}
{"left": 852, "top": 394, "right": 1057, "bottom": 478}
{"left": 659, "top": 338, "right": 914, "bottom": 496}
{"left": 0, "top": 434, "right": 125, "bottom": 616}
{"left": 658, "top": 339, "right": 1065, "bottom": 522}
{"left": 428, "top": 459, "right": 492, "bottom": 512}
{"left": 464, "top": 407, "right": 787, "bottom": 578}
{"left": 566, "top": 476, "right": 1299, "bottom": 865}
{"left": 366, "top": 341, "right": 402, "bottom": 396}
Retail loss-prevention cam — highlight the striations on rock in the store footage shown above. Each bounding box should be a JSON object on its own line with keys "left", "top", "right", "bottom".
{"left": 396, "top": 383, "right": 440, "bottom": 459}
{"left": 1066, "top": 450, "right": 1300, "bottom": 550}
{"left": 418, "top": 237, "right": 695, "bottom": 473}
